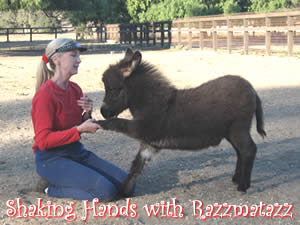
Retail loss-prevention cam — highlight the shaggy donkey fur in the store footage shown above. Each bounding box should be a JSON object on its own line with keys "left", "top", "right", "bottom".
{"left": 96, "top": 49, "right": 266, "bottom": 196}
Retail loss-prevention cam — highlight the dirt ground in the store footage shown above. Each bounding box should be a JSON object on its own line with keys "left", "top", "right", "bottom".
{"left": 0, "top": 47, "right": 299, "bottom": 225}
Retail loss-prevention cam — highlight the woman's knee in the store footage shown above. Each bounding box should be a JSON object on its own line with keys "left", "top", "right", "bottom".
{"left": 92, "top": 177, "right": 118, "bottom": 202}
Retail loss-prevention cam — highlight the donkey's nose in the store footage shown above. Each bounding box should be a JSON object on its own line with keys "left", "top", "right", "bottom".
{"left": 100, "top": 107, "right": 108, "bottom": 118}
{"left": 101, "top": 106, "right": 115, "bottom": 119}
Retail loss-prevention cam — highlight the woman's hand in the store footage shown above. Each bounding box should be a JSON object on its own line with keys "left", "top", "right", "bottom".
{"left": 77, "top": 119, "right": 101, "bottom": 134}
{"left": 77, "top": 95, "right": 93, "bottom": 113}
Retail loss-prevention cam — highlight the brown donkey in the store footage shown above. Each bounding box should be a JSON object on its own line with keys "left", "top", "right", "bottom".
{"left": 96, "top": 49, "right": 266, "bottom": 196}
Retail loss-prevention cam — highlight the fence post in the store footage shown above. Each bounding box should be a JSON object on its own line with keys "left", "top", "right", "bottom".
{"left": 188, "top": 20, "right": 192, "bottom": 49}
{"left": 127, "top": 25, "right": 130, "bottom": 44}
{"left": 152, "top": 22, "right": 156, "bottom": 46}
{"left": 133, "top": 24, "right": 138, "bottom": 45}
{"left": 140, "top": 24, "right": 143, "bottom": 45}
{"left": 128, "top": 25, "right": 132, "bottom": 45}
{"left": 120, "top": 24, "right": 124, "bottom": 44}
{"left": 212, "top": 20, "right": 217, "bottom": 51}
{"left": 146, "top": 23, "right": 150, "bottom": 45}
{"left": 161, "top": 23, "right": 165, "bottom": 48}
{"left": 168, "top": 21, "right": 172, "bottom": 48}
{"left": 243, "top": 19, "right": 249, "bottom": 55}
{"left": 96, "top": 26, "right": 99, "bottom": 41}
{"left": 178, "top": 22, "right": 182, "bottom": 46}
{"left": 199, "top": 21, "right": 204, "bottom": 50}
{"left": 265, "top": 17, "right": 271, "bottom": 56}
{"left": 287, "top": 16, "right": 294, "bottom": 57}
{"left": 75, "top": 28, "right": 78, "bottom": 41}
{"left": 227, "top": 19, "right": 233, "bottom": 54}
{"left": 6, "top": 28, "right": 9, "bottom": 42}
{"left": 30, "top": 28, "right": 33, "bottom": 42}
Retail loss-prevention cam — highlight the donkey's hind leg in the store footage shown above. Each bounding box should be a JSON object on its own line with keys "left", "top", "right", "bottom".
{"left": 227, "top": 125, "right": 257, "bottom": 192}
{"left": 121, "top": 142, "right": 158, "bottom": 197}
{"left": 229, "top": 145, "right": 241, "bottom": 185}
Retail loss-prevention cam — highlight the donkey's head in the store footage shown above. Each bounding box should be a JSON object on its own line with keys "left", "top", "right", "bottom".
{"left": 101, "top": 48, "right": 142, "bottom": 119}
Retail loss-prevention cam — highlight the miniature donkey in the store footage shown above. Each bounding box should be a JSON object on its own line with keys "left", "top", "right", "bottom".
{"left": 96, "top": 48, "right": 266, "bottom": 196}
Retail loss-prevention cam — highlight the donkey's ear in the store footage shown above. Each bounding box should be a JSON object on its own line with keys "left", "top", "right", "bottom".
{"left": 131, "top": 51, "right": 142, "bottom": 69}
{"left": 122, "top": 51, "right": 142, "bottom": 78}
{"left": 124, "top": 48, "right": 134, "bottom": 60}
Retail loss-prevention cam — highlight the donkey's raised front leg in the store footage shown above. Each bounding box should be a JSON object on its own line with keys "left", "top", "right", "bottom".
{"left": 95, "top": 118, "right": 142, "bottom": 140}
{"left": 121, "top": 142, "right": 159, "bottom": 197}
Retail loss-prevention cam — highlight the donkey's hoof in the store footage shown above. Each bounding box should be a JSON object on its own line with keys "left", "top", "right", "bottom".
{"left": 120, "top": 182, "right": 135, "bottom": 197}
{"left": 237, "top": 184, "right": 249, "bottom": 193}
{"left": 120, "top": 189, "right": 133, "bottom": 198}
{"left": 232, "top": 175, "right": 239, "bottom": 185}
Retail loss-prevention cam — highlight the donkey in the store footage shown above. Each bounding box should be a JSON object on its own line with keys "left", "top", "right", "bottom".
{"left": 96, "top": 48, "right": 266, "bottom": 196}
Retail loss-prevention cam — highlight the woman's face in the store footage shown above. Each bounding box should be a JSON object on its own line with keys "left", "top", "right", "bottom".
{"left": 54, "top": 50, "right": 81, "bottom": 77}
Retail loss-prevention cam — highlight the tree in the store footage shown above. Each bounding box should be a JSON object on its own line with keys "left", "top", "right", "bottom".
{"left": 137, "top": 0, "right": 226, "bottom": 22}
{"left": 107, "top": 0, "right": 131, "bottom": 24}
{"left": 0, "top": 0, "right": 126, "bottom": 26}
{"left": 249, "top": 0, "right": 292, "bottom": 12}
{"left": 223, "top": 0, "right": 241, "bottom": 14}
{"left": 291, "top": 0, "right": 300, "bottom": 7}
{"left": 126, "top": 0, "right": 161, "bottom": 22}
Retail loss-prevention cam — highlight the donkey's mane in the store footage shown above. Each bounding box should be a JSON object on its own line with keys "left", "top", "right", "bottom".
{"left": 134, "top": 61, "right": 176, "bottom": 90}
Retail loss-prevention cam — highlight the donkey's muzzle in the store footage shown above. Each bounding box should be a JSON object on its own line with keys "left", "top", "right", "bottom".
{"left": 101, "top": 105, "right": 116, "bottom": 119}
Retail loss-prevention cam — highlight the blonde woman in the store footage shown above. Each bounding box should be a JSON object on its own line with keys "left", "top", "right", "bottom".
{"left": 31, "top": 38, "right": 134, "bottom": 201}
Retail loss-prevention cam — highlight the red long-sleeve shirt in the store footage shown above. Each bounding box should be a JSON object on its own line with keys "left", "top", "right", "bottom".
{"left": 31, "top": 80, "right": 83, "bottom": 153}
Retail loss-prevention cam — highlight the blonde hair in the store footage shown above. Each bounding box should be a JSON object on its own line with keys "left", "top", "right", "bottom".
{"left": 35, "top": 38, "right": 74, "bottom": 92}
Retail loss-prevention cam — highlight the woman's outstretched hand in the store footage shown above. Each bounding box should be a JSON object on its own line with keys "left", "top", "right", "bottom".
{"left": 77, "top": 119, "right": 101, "bottom": 134}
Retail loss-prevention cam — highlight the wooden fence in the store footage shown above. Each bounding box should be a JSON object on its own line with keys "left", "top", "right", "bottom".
{"left": 106, "top": 21, "right": 172, "bottom": 48}
{"left": 0, "top": 27, "right": 71, "bottom": 42}
{"left": 171, "top": 9, "right": 300, "bottom": 56}
{"left": 0, "top": 25, "right": 106, "bottom": 43}
{"left": 0, "top": 21, "right": 172, "bottom": 48}
{"left": 104, "top": 9, "right": 300, "bottom": 56}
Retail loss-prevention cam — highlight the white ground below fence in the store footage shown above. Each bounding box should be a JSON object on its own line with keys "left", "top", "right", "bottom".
{"left": 0, "top": 49, "right": 299, "bottom": 225}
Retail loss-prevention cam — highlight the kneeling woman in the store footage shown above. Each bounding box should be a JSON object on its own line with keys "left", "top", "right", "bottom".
{"left": 31, "top": 38, "right": 134, "bottom": 201}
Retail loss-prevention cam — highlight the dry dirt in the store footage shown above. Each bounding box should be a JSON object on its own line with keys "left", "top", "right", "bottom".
{"left": 0, "top": 47, "right": 299, "bottom": 225}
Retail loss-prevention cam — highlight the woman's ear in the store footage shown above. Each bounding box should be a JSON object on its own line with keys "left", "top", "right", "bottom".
{"left": 51, "top": 54, "right": 60, "bottom": 66}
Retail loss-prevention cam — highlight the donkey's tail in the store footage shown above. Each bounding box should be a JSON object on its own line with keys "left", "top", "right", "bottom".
{"left": 255, "top": 94, "right": 267, "bottom": 138}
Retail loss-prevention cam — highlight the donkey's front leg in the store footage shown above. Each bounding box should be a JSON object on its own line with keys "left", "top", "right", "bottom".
{"left": 95, "top": 118, "right": 141, "bottom": 140}
{"left": 121, "top": 142, "right": 159, "bottom": 197}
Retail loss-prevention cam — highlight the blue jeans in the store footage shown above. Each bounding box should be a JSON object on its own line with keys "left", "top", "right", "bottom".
{"left": 35, "top": 141, "right": 134, "bottom": 201}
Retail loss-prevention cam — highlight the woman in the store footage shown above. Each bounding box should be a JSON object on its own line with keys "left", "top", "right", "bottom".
{"left": 31, "top": 38, "right": 133, "bottom": 201}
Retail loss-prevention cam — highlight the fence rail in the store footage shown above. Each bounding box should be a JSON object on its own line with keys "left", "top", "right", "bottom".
{"left": 0, "top": 25, "right": 107, "bottom": 43}
{"left": 2, "top": 9, "right": 300, "bottom": 56}
{"left": 171, "top": 9, "right": 300, "bottom": 56}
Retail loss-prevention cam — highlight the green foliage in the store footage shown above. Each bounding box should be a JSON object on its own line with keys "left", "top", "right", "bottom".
{"left": 223, "top": 0, "right": 241, "bottom": 14}
{"left": 185, "top": 2, "right": 209, "bottom": 17}
{"left": 0, "top": 9, "right": 60, "bottom": 29}
{"left": 249, "top": 0, "right": 293, "bottom": 12}
{"left": 291, "top": 0, "right": 300, "bottom": 7}
{"left": 137, "top": 0, "right": 226, "bottom": 22}
{"left": 30, "top": 11, "right": 60, "bottom": 27}
{"left": 107, "top": 0, "right": 131, "bottom": 24}
{"left": 126, "top": 0, "right": 160, "bottom": 22}
{"left": 1, "top": 0, "right": 300, "bottom": 25}
{"left": 1, "top": 0, "right": 128, "bottom": 26}
{"left": 235, "top": 0, "right": 251, "bottom": 12}
{"left": 0, "top": 0, "right": 41, "bottom": 10}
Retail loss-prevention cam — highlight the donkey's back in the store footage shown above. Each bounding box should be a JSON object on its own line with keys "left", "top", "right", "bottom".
{"left": 158, "top": 75, "right": 259, "bottom": 150}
